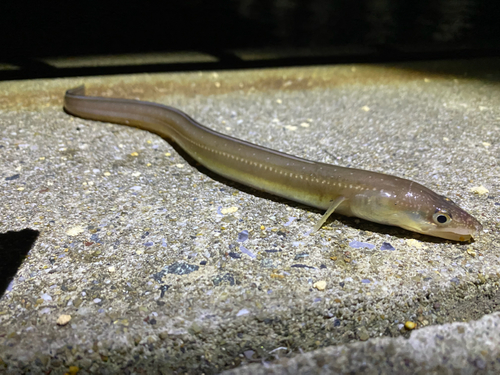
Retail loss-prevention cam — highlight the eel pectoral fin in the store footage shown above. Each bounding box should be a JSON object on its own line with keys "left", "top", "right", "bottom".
{"left": 311, "top": 196, "right": 347, "bottom": 233}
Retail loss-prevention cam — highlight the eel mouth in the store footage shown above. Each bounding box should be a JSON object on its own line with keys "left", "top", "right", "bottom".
{"left": 426, "top": 224, "right": 482, "bottom": 242}
{"left": 402, "top": 221, "right": 482, "bottom": 242}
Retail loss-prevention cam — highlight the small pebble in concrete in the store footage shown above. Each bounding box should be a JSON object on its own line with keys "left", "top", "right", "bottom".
{"left": 313, "top": 280, "right": 327, "bottom": 291}
{"left": 165, "top": 262, "right": 199, "bottom": 275}
{"left": 159, "top": 285, "right": 170, "bottom": 298}
{"left": 405, "top": 321, "right": 417, "bottom": 330}
{"left": 220, "top": 206, "right": 238, "bottom": 214}
{"left": 380, "top": 242, "right": 395, "bottom": 251}
{"left": 237, "top": 309, "right": 249, "bottom": 317}
{"left": 260, "top": 259, "right": 273, "bottom": 268}
{"left": 357, "top": 326, "right": 370, "bottom": 341}
{"left": 270, "top": 273, "right": 284, "bottom": 279}
{"left": 239, "top": 245, "right": 255, "bottom": 258}
{"left": 470, "top": 185, "right": 489, "bottom": 195}
{"left": 291, "top": 264, "right": 315, "bottom": 269}
{"left": 213, "top": 273, "right": 235, "bottom": 286}
{"left": 153, "top": 262, "right": 199, "bottom": 283}
{"left": 56, "top": 314, "right": 71, "bottom": 326}
{"left": 406, "top": 239, "right": 424, "bottom": 248}
{"left": 294, "top": 252, "right": 309, "bottom": 260}
{"left": 237, "top": 230, "right": 249, "bottom": 242}
{"left": 5, "top": 174, "right": 20, "bottom": 181}
{"left": 66, "top": 226, "right": 84, "bottom": 236}
{"left": 349, "top": 240, "right": 375, "bottom": 249}
{"left": 243, "top": 350, "right": 255, "bottom": 359}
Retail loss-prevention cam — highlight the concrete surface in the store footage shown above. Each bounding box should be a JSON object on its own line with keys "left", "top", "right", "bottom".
{"left": 0, "top": 59, "right": 499, "bottom": 374}
{"left": 221, "top": 312, "right": 500, "bottom": 375}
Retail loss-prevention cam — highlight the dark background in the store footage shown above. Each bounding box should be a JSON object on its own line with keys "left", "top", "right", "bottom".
{"left": 1, "top": 0, "right": 500, "bottom": 80}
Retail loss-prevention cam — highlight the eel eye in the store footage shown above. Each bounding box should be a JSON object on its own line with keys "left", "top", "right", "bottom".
{"left": 433, "top": 211, "right": 451, "bottom": 225}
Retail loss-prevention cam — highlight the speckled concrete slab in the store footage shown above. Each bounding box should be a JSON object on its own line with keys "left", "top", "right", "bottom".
{"left": 0, "top": 59, "right": 499, "bottom": 374}
{"left": 221, "top": 312, "right": 500, "bottom": 375}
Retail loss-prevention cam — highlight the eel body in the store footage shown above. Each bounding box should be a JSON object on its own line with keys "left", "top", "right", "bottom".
{"left": 64, "top": 86, "right": 482, "bottom": 241}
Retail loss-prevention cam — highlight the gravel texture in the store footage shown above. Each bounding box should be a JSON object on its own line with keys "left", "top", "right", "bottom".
{"left": 221, "top": 312, "right": 500, "bottom": 375}
{"left": 0, "top": 59, "right": 499, "bottom": 374}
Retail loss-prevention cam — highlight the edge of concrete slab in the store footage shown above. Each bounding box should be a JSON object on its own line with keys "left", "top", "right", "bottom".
{"left": 222, "top": 311, "right": 500, "bottom": 375}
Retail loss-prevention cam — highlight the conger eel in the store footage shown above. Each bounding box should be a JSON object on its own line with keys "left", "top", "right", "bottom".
{"left": 64, "top": 86, "right": 482, "bottom": 241}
